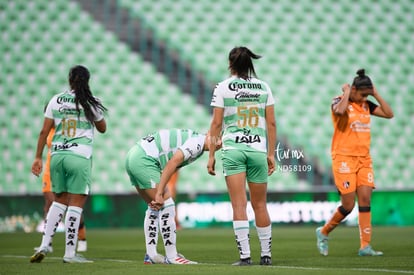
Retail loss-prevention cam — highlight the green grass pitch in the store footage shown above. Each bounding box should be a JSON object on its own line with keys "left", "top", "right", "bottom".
{"left": 1, "top": 226, "right": 413, "bottom": 275}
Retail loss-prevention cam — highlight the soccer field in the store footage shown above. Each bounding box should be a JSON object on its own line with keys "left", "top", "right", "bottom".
{"left": 1, "top": 226, "right": 413, "bottom": 275}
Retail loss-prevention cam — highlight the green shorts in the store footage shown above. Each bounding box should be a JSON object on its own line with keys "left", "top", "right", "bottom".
{"left": 221, "top": 149, "right": 268, "bottom": 183}
{"left": 50, "top": 153, "right": 92, "bottom": 195}
{"left": 125, "top": 145, "right": 160, "bottom": 190}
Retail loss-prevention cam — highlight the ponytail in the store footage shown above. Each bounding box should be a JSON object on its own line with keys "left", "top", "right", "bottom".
{"left": 228, "top": 46, "right": 261, "bottom": 79}
{"left": 68, "top": 65, "right": 107, "bottom": 123}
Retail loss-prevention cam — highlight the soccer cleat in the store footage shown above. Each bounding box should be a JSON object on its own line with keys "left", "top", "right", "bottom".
{"left": 165, "top": 253, "right": 197, "bottom": 264}
{"left": 30, "top": 247, "right": 49, "bottom": 263}
{"left": 316, "top": 227, "right": 329, "bottom": 256}
{"left": 63, "top": 254, "right": 93, "bottom": 263}
{"left": 143, "top": 253, "right": 165, "bottom": 264}
{"left": 77, "top": 240, "right": 87, "bottom": 252}
{"left": 260, "top": 255, "right": 272, "bottom": 265}
{"left": 232, "top": 257, "right": 252, "bottom": 266}
{"left": 358, "top": 245, "right": 383, "bottom": 256}
{"left": 33, "top": 246, "right": 53, "bottom": 253}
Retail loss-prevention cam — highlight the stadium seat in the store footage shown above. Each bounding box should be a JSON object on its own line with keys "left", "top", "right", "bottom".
{"left": 1, "top": 0, "right": 413, "bottom": 195}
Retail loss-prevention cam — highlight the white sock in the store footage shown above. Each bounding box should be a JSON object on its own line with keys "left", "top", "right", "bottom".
{"left": 256, "top": 224, "right": 272, "bottom": 257}
{"left": 233, "top": 220, "right": 250, "bottom": 259}
{"left": 40, "top": 201, "right": 67, "bottom": 249}
{"left": 144, "top": 207, "right": 159, "bottom": 257}
{"left": 159, "top": 198, "right": 177, "bottom": 259}
{"left": 63, "top": 206, "right": 82, "bottom": 258}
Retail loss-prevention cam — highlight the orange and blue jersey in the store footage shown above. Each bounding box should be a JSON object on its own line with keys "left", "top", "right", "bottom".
{"left": 331, "top": 96, "right": 378, "bottom": 157}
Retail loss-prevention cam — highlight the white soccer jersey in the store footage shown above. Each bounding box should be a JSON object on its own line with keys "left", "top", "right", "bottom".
{"left": 211, "top": 76, "right": 274, "bottom": 152}
{"left": 45, "top": 90, "right": 104, "bottom": 159}
{"left": 139, "top": 129, "right": 206, "bottom": 169}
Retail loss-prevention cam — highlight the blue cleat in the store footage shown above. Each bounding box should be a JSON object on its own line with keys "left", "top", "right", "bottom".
{"left": 358, "top": 245, "right": 383, "bottom": 256}
{"left": 316, "top": 227, "right": 329, "bottom": 256}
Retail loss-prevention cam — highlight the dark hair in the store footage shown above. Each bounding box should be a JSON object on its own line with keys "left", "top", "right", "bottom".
{"left": 228, "top": 46, "right": 261, "bottom": 79}
{"left": 68, "top": 65, "right": 107, "bottom": 123}
{"left": 352, "top": 69, "right": 373, "bottom": 89}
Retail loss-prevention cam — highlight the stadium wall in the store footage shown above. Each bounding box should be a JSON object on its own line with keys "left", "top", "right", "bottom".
{"left": 0, "top": 191, "right": 412, "bottom": 232}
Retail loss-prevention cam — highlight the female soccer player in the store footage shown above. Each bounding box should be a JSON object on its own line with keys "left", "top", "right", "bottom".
{"left": 127, "top": 129, "right": 220, "bottom": 264}
{"left": 207, "top": 46, "right": 277, "bottom": 265}
{"left": 316, "top": 69, "right": 393, "bottom": 256}
{"left": 30, "top": 65, "right": 107, "bottom": 263}
{"left": 35, "top": 127, "right": 88, "bottom": 253}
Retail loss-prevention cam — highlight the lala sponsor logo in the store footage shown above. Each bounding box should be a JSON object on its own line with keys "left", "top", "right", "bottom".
{"left": 235, "top": 129, "right": 261, "bottom": 144}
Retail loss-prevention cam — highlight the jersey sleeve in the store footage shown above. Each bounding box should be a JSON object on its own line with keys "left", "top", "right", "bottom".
{"left": 264, "top": 82, "right": 275, "bottom": 106}
{"left": 92, "top": 97, "right": 105, "bottom": 121}
{"left": 210, "top": 83, "right": 224, "bottom": 108}
{"left": 367, "top": 100, "right": 378, "bottom": 114}
{"left": 178, "top": 135, "right": 204, "bottom": 161}
{"left": 44, "top": 98, "right": 54, "bottom": 119}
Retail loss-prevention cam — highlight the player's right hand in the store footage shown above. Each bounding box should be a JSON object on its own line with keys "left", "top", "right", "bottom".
{"left": 31, "top": 158, "right": 43, "bottom": 177}
{"left": 207, "top": 157, "right": 216, "bottom": 176}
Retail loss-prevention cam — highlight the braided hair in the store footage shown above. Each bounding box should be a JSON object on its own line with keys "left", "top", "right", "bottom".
{"left": 68, "top": 65, "right": 107, "bottom": 123}
{"left": 228, "top": 46, "right": 261, "bottom": 80}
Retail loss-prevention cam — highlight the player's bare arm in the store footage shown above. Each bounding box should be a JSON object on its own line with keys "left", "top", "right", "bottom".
{"left": 265, "top": 105, "right": 276, "bottom": 176}
{"left": 332, "top": 84, "right": 351, "bottom": 116}
{"left": 32, "top": 118, "right": 54, "bottom": 177}
{"left": 371, "top": 86, "right": 394, "bottom": 119}
{"left": 207, "top": 107, "right": 223, "bottom": 176}
{"left": 151, "top": 150, "right": 184, "bottom": 210}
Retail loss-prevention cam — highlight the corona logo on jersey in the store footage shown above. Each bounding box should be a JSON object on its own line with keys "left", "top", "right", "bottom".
{"left": 228, "top": 81, "right": 262, "bottom": 91}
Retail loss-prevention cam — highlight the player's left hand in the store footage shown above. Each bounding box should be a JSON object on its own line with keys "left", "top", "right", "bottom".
{"left": 267, "top": 155, "right": 275, "bottom": 176}
{"left": 150, "top": 193, "right": 165, "bottom": 210}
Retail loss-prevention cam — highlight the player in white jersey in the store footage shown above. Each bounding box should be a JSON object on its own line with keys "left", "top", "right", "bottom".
{"left": 31, "top": 65, "right": 107, "bottom": 264}
{"left": 126, "top": 129, "right": 221, "bottom": 264}
{"left": 208, "top": 47, "right": 276, "bottom": 266}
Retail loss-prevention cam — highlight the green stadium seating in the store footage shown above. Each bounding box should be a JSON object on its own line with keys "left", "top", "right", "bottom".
{"left": 1, "top": 0, "right": 413, "bottom": 195}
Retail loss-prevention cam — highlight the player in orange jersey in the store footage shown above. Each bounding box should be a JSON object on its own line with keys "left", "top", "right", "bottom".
{"left": 316, "top": 69, "right": 393, "bottom": 256}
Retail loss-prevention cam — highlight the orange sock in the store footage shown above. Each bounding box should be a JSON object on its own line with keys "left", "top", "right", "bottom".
{"left": 322, "top": 206, "right": 350, "bottom": 235}
{"left": 78, "top": 223, "right": 86, "bottom": 241}
{"left": 358, "top": 207, "right": 371, "bottom": 249}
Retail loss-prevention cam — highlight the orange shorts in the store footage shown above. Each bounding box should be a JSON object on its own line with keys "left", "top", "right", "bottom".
{"left": 42, "top": 152, "right": 52, "bottom": 193}
{"left": 331, "top": 154, "right": 375, "bottom": 195}
{"left": 166, "top": 171, "right": 179, "bottom": 193}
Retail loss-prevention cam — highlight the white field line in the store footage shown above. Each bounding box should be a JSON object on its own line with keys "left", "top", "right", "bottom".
{"left": 2, "top": 255, "right": 414, "bottom": 274}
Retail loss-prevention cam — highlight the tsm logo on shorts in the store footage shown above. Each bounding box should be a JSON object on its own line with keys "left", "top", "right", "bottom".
{"left": 343, "top": 181, "right": 350, "bottom": 189}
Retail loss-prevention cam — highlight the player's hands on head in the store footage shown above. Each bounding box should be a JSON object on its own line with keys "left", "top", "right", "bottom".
{"left": 342, "top": 83, "right": 351, "bottom": 94}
